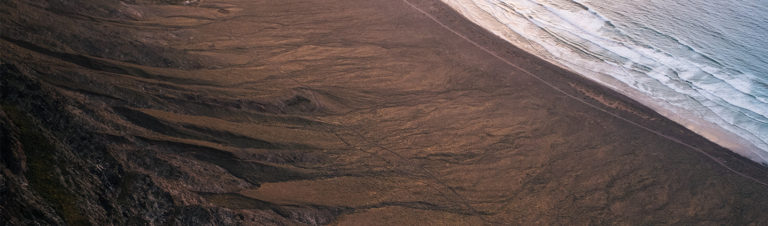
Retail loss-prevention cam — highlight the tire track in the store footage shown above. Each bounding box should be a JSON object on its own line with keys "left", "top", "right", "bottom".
{"left": 401, "top": 0, "right": 768, "bottom": 187}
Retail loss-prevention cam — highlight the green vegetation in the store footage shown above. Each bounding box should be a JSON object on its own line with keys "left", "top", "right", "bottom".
{"left": 2, "top": 104, "right": 91, "bottom": 226}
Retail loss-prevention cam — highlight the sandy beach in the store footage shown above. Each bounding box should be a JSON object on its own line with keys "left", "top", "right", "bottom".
{"left": 2, "top": 0, "right": 768, "bottom": 224}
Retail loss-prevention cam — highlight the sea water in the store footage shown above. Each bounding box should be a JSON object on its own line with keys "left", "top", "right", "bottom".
{"left": 440, "top": 0, "right": 768, "bottom": 164}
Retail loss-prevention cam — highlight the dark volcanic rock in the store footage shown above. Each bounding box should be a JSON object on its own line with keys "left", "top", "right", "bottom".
{"left": 3, "top": 0, "right": 768, "bottom": 225}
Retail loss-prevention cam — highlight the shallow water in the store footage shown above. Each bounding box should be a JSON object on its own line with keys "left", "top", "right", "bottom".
{"left": 441, "top": 0, "right": 768, "bottom": 164}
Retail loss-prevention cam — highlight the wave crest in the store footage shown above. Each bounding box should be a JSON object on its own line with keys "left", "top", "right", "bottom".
{"left": 443, "top": 0, "right": 768, "bottom": 163}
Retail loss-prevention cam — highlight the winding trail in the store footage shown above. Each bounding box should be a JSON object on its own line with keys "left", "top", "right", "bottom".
{"left": 402, "top": 0, "right": 768, "bottom": 187}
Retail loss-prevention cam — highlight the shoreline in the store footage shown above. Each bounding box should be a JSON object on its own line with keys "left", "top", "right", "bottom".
{"left": 406, "top": 0, "right": 768, "bottom": 184}
{"left": 5, "top": 0, "right": 768, "bottom": 223}
{"left": 404, "top": 0, "right": 768, "bottom": 186}
{"left": 437, "top": 0, "right": 768, "bottom": 165}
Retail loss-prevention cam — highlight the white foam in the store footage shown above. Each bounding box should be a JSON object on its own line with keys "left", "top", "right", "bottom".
{"left": 440, "top": 0, "right": 768, "bottom": 164}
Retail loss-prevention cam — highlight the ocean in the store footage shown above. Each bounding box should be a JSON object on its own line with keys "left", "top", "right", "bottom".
{"left": 440, "top": 0, "right": 768, "bottom": 164}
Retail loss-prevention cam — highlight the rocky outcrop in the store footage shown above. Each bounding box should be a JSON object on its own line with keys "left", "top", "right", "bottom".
{"left": 0, "top": 54, "right": 341, "bottom": 224}
{"left": 3, "top": 0, "right": 768, "bottom": 225}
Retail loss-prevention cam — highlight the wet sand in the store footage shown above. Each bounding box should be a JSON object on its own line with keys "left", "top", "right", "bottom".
{"left": 2, "top": 0, "right": 768, "bottom": 224}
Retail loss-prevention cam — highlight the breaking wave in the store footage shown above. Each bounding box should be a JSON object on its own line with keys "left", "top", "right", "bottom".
{"left": 441, "top": 0, "right": 768, "bottom": 164}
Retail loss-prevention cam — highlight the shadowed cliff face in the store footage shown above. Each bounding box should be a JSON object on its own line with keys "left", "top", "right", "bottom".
{"left": 2, "top": 0, "right": 768, "bottom": 225}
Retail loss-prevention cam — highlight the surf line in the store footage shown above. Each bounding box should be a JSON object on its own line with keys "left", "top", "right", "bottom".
{"left": 402, "top": 0, "right": 768, "bottom": 187}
